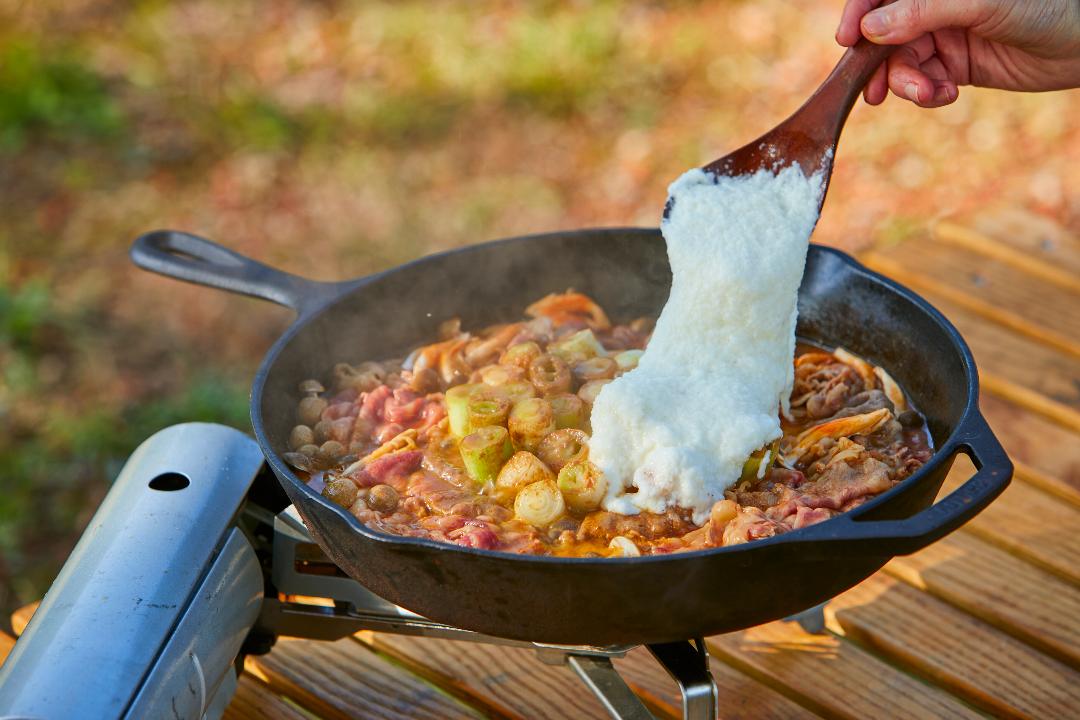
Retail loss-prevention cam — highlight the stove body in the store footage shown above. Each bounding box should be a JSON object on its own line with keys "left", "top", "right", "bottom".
{"left": 0, "top": 424, "right": 754, "bottom": 720}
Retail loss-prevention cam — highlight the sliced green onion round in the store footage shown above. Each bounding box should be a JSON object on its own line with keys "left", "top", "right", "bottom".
{"left": 460, "top": 425, "right": 514, "bottom": 487}
{"left": 514, "top": 479, "right": 566, "bottom": 528}
{"left": 557, "top": 460, "right": 607, "bottom": 513}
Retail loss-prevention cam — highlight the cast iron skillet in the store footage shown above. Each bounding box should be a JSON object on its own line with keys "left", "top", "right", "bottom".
{"left": 130, "top": 227, "right": 1012, "bottom": 646}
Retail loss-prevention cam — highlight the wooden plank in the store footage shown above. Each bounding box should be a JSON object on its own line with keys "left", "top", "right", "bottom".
{"left": 980, "top": 375, "right": 1080, "bottom": 435}
{"left": 864, "top": 238, "right": 1080, "bottom": 358}
{"left": 944, "top": 456, "right": 1080, "bottom": 584}
{"left": 11, "top": 602, "right": 37, "bottom": 636}
{"left": 0, "top": 630, "right": 15, "bottom": 667}
{"left": 615, "top": 647, "right": 820, "bottom": 720}
{"left": 367, "top": 634, "right": 819, "bottom": 720}
{"left": 245, "top": 637, "right": 482, "bottom": 720}
{"left": 913, "top": 283, "right": 1080, "bottom": 411}
{"left": 363, "top": 634, "right": 613, "bottom": 720}
{"left": 827, "top": 574, "right": 1080, "bottom": 719}
{"left": 856, "top": 266, "right": 1080, "bottom": 430}
{"left": 1014, "top": 459, "right": 1080, "bottom": 506}
{"left": 966, "top": 207, "right": 1080, "bottom": 278}
{"left": 933, "top": 220, "right": 1080, "bottom": 293}
{"left": 706, "top": 622, "right": 982, "bottom": 720}
{"left": 980, "top": 393, "right": 1080, "bottom": 490}
{"left": 887, "top": 532, "right": 1080, "bottom": 668}
{"left": 225, "top": 674, "right": 310, "bottom": 720}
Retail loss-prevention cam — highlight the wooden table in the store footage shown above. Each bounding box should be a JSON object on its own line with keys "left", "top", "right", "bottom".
{"left": 3, "top": 208, "right": 1079, "bottom": 719}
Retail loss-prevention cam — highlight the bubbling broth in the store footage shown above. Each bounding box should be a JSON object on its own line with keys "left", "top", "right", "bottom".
{"left": 283, "top": 292, "right": 932, "bottom": 558}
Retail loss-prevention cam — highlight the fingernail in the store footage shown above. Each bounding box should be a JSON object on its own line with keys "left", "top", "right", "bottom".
{"left": 905, "top": 83, "right": 920, "bottom": 103}
{"left": 862, "top": 10, "right": 888, "bottom": 38}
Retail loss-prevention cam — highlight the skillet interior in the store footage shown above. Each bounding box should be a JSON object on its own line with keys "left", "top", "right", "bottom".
{"left": 254, "top": 228, "right": 973, "bottom": 644}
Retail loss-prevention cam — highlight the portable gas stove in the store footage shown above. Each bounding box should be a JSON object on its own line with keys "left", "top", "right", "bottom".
{"left": 0, "top": 423, "right": 824, "bottom": 719}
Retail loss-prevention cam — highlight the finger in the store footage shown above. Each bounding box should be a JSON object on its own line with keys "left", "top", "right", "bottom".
{"left": 864, "top": 62, "right": 889, "bottom": 104}
{"left": 920, "top": 55, "right": 949, "bottom": 81}
{"left": 923, "top": 77, "right": 959, "bottom": 106}
{"left": 837, "top": 0, "right": 883, "bottom": 46}
{"left": 886, "top": 45, "right": 936, "bottom": 104}
{"left": 861, "top": 0, "right": 989, "bottom": 45}
{"left": 907, "top": 33, "right": 937, "bottom": 64}
{"left": 910, "top": 53, "right": 960, "bottom": 105}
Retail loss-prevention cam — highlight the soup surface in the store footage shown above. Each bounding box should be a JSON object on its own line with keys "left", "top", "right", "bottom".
{"left": 285, "top": 292, "right": 932, "bottom": 557}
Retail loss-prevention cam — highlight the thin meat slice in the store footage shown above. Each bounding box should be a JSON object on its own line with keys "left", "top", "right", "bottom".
{"left": 799, "top": 450, "right": 894, "bottom": 511}
{"left": 721, "top": 506, "right": 788, "bottom": 545}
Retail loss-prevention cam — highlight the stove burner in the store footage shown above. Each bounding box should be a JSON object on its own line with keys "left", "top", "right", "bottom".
{"left": 0, "top": 423, "right": 823, "bottom": 719}
{"left": 265, "top": 505, "right": 719, "bottom": 719}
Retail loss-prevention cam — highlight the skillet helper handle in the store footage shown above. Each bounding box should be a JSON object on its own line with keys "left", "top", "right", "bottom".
{"left": 131, "top": 229, "right": 341, "bottom": 315}
{"left": 793, "top": 411, "right": 1012, "bottom": 556}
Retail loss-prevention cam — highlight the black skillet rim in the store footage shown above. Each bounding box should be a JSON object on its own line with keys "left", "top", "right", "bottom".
{"left": 250, "top": 228, "right": 980, "bottom": 564}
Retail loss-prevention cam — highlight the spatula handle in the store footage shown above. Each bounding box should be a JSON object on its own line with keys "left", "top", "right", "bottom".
{"left": 803, "top": 39, "right": 897, "bottom": 139}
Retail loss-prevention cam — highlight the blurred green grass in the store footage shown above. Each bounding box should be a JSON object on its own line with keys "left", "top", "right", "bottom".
{"left": 0, "top": 0, "right": 1077, "bottom": 625}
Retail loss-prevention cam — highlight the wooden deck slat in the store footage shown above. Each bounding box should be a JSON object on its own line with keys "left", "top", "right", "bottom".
{"left": 857, "top": 264, "right": 1080, "bottom": 429}
{"left": 225, "top": 675, "right": 311, "bottom": 720}
{"left": 945, "top": 457, "right": 1080, "bottom": 585}
{"left": 966, "top": 207, "right": 1080, "bottom": 278}
{"left": 933, "top": 220, "right": 1080, "bottom": 293}
{"left": 245, "top": 637, "right": 482, "bottom": 720}
{"left": 886, "top": 532, "right": 1080, "bottom": 668}
{"left": 614, "top": 648, "right": 821, "bottom": 720}
{"left": 979, "top": 394, "right": 1080, "bottom": 490}
{"left": 826, "top": 574, "right": 1080, "bottom": 719}
{"left": 366, "top": 633, "right": 819, "bottom": 720}
{"left": 864, "top": 238, "right": 1080, "bottom": 358}
{"left": 362, "top": 634, "right": 612, "bottom": 720}
{"left": 1014, "top": 459, "right": 1080, "bottom": 506}
{"left": 706, "top": 623, "right": 982, "bottom": 720}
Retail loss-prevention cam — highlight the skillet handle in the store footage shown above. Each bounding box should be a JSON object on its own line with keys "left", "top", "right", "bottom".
{"left": 791, "top": 410, "right": 1012, "bottom": 556}
{"left": 131, "top": 229, "right": 345, "bottom": 315}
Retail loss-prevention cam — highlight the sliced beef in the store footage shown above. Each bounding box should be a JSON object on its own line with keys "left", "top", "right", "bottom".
{"left": 577, "top": 509, "right": 694, "bottom": 544}
{"left": 798, "top": 452, "right": 894, "bottom": 511}
{"left": 825, "top": 389, "right": 891, "bottom": 421}
{"left": 721, "top": 506, "right": 788, "bottom": 545}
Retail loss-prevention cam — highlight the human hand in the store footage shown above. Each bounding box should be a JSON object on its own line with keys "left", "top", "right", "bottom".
{"left": 836, "top": 0, "right": 1080, "bottom": 107}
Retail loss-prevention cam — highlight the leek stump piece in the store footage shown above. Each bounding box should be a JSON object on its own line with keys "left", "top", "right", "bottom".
{"left": 578, "top": 379, "right": 611, "bottom": 406}
{"left": 478, "top": 364, "right": 525, "bottom": 386}
{"left": 500, "top": 341, "right": 542, "bottom": 371}
{"left": 557, "top": 460, "right": 607, "bottom": 513}
{"left": 528, "top": 354, "right": 571, "bottom": 396}
{"left": 446, "top": 383, "right": 482, "bottom": 438}
{"left": 549, "top": 393, "right": 586, "bottom": 430}
{"left": 608, "top": 536, "right": 640, "bottom": 557}
{"left": 537, "top": 428, "right": 589, "bottom": 472}
{"left": 549, "top": 329, "right": 605, "bottom": 365}
{"left": 496, "top": 451, "right": 556, "bottom": 502}
{"left": 460, "top": 426, "right": 514, "bottom": 487}
{"left": 613, "top": 349, "right": 643, "bottom": 373}
{"left": 500, "top": 380, "right": 537, "bottom": 406}
{"left": 514, "top": 479, "right": 566, "bottom": 528}
{"left": 573, "top": 356, "right": 617, "bottom": 384}
{"left": 467, "top": 391, "right": 512, "bottom": 431}
{"left": 508, "top": 397, "right": 556, "bottom": 453}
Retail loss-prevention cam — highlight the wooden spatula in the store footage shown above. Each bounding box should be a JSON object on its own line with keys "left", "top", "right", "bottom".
{"left": 703, "top": 39, "right": 895, "bottom": 206}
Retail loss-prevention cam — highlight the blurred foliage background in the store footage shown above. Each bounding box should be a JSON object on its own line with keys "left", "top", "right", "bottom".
{"left": 1, "top": 0, "right": 1077, "bottom": 624}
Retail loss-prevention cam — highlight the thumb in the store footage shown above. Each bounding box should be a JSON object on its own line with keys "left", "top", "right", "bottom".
{"left": 861, "top": 0, "right": 992, "bottom": 44}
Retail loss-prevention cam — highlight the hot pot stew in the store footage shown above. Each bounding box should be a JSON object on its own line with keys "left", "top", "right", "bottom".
{"left": 284, "top": 292, "right": 932, "bottom": 557}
